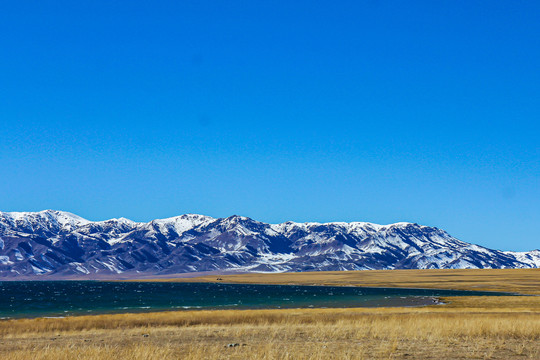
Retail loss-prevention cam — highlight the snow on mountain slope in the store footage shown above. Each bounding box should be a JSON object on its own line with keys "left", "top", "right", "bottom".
{"left": 0, "top": 210, "right": 90, "bottom": 237}
{"left": 505, "top": 250, "right": 540, "bottom": 267}
{"left": 150, "top": 214, "right": 215, "bottom": 234}
{"left": 0, "top": 210, "right": 537, "bottom": 278}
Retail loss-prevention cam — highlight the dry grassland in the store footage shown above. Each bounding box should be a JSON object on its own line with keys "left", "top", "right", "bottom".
{"left": 163, "top": 268, "right": 540, "bottom": 294}
{"left": 2, "top": 268, "right": 540, "bottom": 359}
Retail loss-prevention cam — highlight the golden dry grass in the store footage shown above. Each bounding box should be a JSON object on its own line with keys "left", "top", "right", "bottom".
{"left": 159, "top": 268, "right": 540, "bottom": 294}
{"left": 2, "top": 306, "right": 540, "bottom": 359}
{"left": 2, "top": 268, "right": 540, "bottom": 359}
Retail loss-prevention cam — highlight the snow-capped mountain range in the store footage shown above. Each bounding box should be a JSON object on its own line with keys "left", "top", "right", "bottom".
{"left": 0, "top": 210, "right": 538, "bottom": 278}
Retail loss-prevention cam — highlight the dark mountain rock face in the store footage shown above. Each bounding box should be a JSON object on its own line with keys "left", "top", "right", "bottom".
{"left": 0, "top": 210, "right": 538, "bottom": 278}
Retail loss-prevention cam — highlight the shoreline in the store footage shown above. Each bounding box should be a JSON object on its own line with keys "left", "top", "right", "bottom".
{"left": 0, "top": 281, "right": 459, "bottom": 320}
{"left": 0, "top": 268, "right": 538, "bottom": 320}
{"left": 0, "top": 296, "right": 443, "bottom": 321}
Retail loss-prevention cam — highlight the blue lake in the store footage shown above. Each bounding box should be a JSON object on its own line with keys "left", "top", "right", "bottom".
{"left": 0, "top": 281, "right": 513, "bottom": 319}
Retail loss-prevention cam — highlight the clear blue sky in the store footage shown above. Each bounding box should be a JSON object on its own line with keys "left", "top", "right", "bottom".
{"left": 1, "top": 1, "right": 539, "bottom": 251}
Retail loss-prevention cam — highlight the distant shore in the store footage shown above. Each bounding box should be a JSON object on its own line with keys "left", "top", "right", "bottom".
{"left": 126, "top": 268, "right": 540, "bottom": 295}
{"left": 3, "top": 268, "right": 540, "bottom": 294}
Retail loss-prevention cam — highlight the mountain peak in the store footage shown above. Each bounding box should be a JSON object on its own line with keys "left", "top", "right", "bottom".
{"left": 0, "top": 209, "right": 90, "bottom": 228}
{"left": 0, "top": 210, "right": 538, "bottom": 278}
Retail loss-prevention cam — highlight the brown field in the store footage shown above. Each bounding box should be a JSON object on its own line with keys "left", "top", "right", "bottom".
{"left": 2, "top": 268, "right": 540, "bottom": 359}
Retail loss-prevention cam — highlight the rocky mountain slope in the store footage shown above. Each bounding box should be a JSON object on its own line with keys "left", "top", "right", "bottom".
{"left": 0, "top": 210, "right": 538, "bottom": 278}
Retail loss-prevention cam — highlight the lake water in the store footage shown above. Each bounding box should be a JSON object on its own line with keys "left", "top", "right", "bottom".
{"left": 0, "top": 281, "right": 512, "bottom": 319}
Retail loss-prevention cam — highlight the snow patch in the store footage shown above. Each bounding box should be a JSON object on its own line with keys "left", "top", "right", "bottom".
{"left": 0, "top": 255, "right": 13, "bottom": 265}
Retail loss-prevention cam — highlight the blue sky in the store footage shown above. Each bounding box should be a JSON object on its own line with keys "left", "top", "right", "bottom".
{"left": 1, "top": 1, "right": 539, "bottom": 251}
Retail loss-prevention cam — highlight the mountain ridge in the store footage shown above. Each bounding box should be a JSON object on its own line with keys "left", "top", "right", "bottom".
{"left": 0, "top": 210, "right": 538, "bottom": 278}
